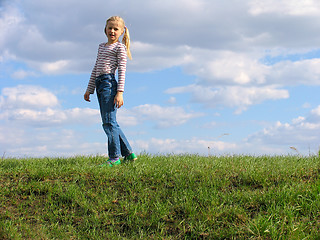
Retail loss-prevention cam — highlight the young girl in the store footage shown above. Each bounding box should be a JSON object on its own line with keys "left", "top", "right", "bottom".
{"left": 84, "top": 16, "right": 137, "bottom": 167}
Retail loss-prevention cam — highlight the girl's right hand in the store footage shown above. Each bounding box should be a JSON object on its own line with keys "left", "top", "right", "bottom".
{"left": 84, "top": 91, "right": 91, "bottom": 102}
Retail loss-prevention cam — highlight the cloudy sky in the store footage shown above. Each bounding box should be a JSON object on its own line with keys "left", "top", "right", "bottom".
{"left": 1, "top": 0, "right": 320, "bottom": 157}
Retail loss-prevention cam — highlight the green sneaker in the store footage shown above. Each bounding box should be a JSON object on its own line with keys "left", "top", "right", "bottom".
{"left": 124, "top": 153, "right": 137, "bottom": 161}
{"left": 110, "top": 159, "right": 121, "bottom": 167}
{"left": 99, "top": 159, "right": 121, "bottom": 167}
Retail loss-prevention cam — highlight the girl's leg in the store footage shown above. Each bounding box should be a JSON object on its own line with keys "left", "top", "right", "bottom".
{"left": 119, "top": 128, "right": 133, "bottom": 157}
{"left": 96, "top": 75, "right": 121, "bottom": 159}
{"left": 103, "top": 118, "right": 121, "bottom": 159}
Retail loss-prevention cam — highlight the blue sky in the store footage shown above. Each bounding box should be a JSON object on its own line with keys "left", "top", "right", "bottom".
{"left": 1, "top": 0, "right": 320, "bottom": 157}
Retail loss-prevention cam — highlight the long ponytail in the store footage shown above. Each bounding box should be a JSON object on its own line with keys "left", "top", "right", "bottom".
{"left": 122, "top": 26, "right": 132, "bottom": 60}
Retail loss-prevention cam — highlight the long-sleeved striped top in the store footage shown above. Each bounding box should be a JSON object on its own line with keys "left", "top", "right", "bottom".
{"left": 86, "top": 41, "right": 127, "bottom": 93}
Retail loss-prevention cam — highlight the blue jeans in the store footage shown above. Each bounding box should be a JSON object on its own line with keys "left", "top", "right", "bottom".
{"left": 95, "top": 74, "right": 133, "bottom": 158}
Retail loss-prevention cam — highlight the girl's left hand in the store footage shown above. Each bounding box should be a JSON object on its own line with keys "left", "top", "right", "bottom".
{"left": 114, "top": 91, "right": 124, "bottom": 108}
{"left": 84, "top": 91, "right": 91, "bottom": 102}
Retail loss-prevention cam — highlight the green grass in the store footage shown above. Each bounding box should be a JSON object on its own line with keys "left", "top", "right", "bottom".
{"left": 0, "top": 154, "right": 319, "bottom": 239}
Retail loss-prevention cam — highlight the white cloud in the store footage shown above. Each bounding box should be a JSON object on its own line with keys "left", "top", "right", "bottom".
{"left": 181, "top": 49, "right": 269, "bottom": 86}
{"left": 0, "top": 3, "right": 24, "bottom": 48}
{"left": 179, "top": 49, "right": 320, "bottom": 87}
{"left": 0, "top": 85, "right": 204, "bottom": 157}
{"left": 246, "top": 105, "right": 320, "bottom": 153}
{"left": 0, "top": 85, "right": 59, "bottom": 109}
{"left": 129, "top": 44, "right": 319, "bottom": 114}
{"left": 162, "top": 49, "right": 320, "bottom": 112}
{"left": 117, "top": 108, "right": 139, "bottom": 127}
{"left": 0, "top": 0, "right": 319, "bottom": 90}
{"left": 132, "top": 137, "right": 238, "bottom": 155}
{"left": 249, "top": 0, "right": 320, "bottom": 16}
{"left": 268, "top": 59, "right": 320, "bottom": 85}
{"left": 0, "top": 107, "right": 100, "bottom": 127}
{"left": 129, "top": 42, "right": 192, "bottom": 72}
{"left": 117, "top": 104, "right": 201, "bottom": 129}
{"left": 39, "top": 60, "right": 70, "bottom": 74}
{"left": 131, "top": 104, "right": 203, "bottom": 128}
{"left": 0, "top": 85, "right": 100, "bottom": 126}
{"left": 201, "top": 121, "right": 217, "bottom": 129}
{"left": 11, "top": 69, "right": 37, "bottom": 79}
{"left": 0, "top": 85, "right": 199, "bottom": 129}
{"left": 0, "top": 1, "right": 95, "bottom": 74}
{"left": 167, "top": 97, "right": 177, "bottom": 104}
{"left": 310, "top": 106, "right": 320, "bottom": 116}
{"left": 3, "top": 0, "right": 320, "bottom": 76}
{"left": 0, "top": 85, "right": 105, "bottom": 157}
{"left": 167, "top": 85, "right": 289, "bottom": 114}
{"left": 0, "top": 125, "right": 106, "bottom": 157}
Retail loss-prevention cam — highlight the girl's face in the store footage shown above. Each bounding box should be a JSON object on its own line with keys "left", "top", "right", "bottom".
{"left": 106, "top": 20, "right": 124, "bottom": 44}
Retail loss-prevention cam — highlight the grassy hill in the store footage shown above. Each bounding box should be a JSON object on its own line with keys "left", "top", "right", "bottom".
{"left": 0, "top": 154, "right": 319, "bottom": 239}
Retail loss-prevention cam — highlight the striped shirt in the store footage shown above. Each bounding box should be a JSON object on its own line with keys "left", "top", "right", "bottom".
{"left": 86, "top": 41, "right": 127, "bottom": 93}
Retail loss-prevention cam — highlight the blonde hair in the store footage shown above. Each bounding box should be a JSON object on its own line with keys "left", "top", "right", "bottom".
{"left": 105, "top": 16, "right": 132, "bottom": 60}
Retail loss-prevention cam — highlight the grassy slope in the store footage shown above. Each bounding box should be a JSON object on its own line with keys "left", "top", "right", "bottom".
{"left": 0, "top": 154, "right": 319, "bottom": 239}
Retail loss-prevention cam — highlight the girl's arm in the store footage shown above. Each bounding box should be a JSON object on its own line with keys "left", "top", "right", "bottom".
{"left": 114, "top": 43, "right": 127, "bottom": 108}
{"left": 86, "top": 44, "right": 101, "bottom": 95}
{"left": 116, "top": 43, "right": 128, "bottom": 92}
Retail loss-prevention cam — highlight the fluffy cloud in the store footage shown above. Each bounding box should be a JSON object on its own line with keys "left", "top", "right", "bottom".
{"left": 0, "top": 3, "right": 23, "bottom": 48}
{"left": 267, "top": 58, "right": 320, "bottom": 85}
{"left": 122, "top": 104, "right": 203, "bottom": 128}
{"left": 2, "top": 0, "right": 320, "bottom": 75}
{"left": 0, "top": 85, "right": 199, "bottom": 128}
{"left": 248, "top": 0, "right": 320, "bottom": 16}
{"left": 246, "top": 105, "right": 320, "bottom": 153}
{"left": 167, "top": 85, "right": 289, "bottom": 114}
{"left": 133, "top": 137, "right": 238, "bottom": 155}
{"left": 0, "top": 125, "right": 106, "bottom": 157}
{"left": 134, "top": 104, "right": 203, "bottom": 128}
{"left": 11, "top": 69, "right": 37, "bottom": 79}
{"left": 0, "top": 85, "right": 100, "bottom": 126}
{"left": 128, "top": 42, "right": 192, "bottom": 72}
{"left": 0, "top": 85, "right": 59, "bottom": 109}
{"left": 0, "top": 85, "right": 103, "bottom": 157}
{"left": 179, "top": 49, "right": 268, "bottom": 86}
{"left": 0, "top": 107, "right": 100, "bottom": 127}
{"left": 0, "top": 85, "right": 203, "bottom": 157}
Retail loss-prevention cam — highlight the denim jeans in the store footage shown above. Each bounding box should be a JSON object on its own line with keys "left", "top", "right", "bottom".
{"left": 95, "top": 74, "right": 133, "bottom": 158}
